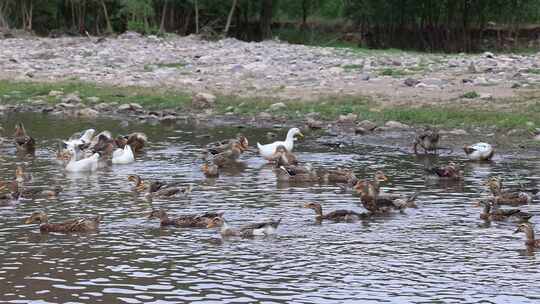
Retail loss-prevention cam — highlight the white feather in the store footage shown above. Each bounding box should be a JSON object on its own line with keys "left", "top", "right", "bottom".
{"left": 112, "top": 145, "right": 135, "bottom": 164}
{"left": 465, "top": 142, "right": 494, "bottom": 161}
{"left": 257, "top": 128, "right": 302, "bottom": 160}
{"left": 66, "top": 153, "right": 100, "bottom": 172}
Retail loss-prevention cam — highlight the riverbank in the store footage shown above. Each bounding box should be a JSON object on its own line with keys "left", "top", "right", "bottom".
{"left": 0, "top": 34, "right": 539, "bottom": 156}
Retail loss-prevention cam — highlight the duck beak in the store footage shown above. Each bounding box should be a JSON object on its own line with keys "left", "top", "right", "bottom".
{"left": 296, "top": 132, "right": 304, "bottom": 139}
{"left": 513, "top": 227, "right": 521, "bottom": 234}
{"left": 302, "top": 203, "right": 310, "bottom": 208}
{"left": 473, "top": 201, "right": 480, "bottom": 207}
{"left": 24, "top": 218, "right": 32, "bottom": 224}
{"left": 207, "top": 222, "right": 215, "bottom": 228}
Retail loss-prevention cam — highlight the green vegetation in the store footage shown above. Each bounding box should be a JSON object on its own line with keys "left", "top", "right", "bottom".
{"left": 0, "top": 81, "right": 191, "bottom": 109}
{"left": 1, "top": 80, "right": 538, "bottom": 131}
{"left": 378, "top": 68, "right": 410, "bottom": 77}
{"left": 2, "top": 1, "right": 540, "bottom": 51}
{"left": 461, "top": 91, "right": 480, "bottom": 99}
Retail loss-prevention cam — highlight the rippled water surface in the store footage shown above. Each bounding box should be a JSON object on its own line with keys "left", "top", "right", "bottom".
{"left": 0, "top": 113, "right": 539, "bottom": 303}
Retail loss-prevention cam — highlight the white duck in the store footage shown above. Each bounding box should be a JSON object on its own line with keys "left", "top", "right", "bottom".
{"left": 257, "top": 127, "right": 304, "bottom": 160}
{"left": 112, "top": 145, "right": 135, "bottom": 164}
{"left": 464, "top": 142, "right": 494, "bottom": 161}
{"left": 64, "top": 128, "right": 95, "bottom": 148}
{"left": 65, "top": 153, "right": 100, "bottom": 172}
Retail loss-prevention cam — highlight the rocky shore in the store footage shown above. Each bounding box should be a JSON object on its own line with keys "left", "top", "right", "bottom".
{"left": 0, "top": 33, "right": 539, "bottom": 158}
{"left": 1, "top": 32, "right": 540, "bottom": 105}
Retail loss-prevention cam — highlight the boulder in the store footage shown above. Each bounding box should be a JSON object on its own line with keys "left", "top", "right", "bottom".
{"left": 357, "top": 120, "right": 377, "bottom": 131}
{"left": 77, "top": 108, "right": 99, "bottom": 118}
{"left": 192, "top": 92, "right": 216, "bottom": 109}
{"left": 384, "top": 120, "right": 410, "bottom": 129}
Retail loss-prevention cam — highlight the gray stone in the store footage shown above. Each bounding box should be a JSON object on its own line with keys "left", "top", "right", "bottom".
{"left": 269, "top": 102, "right": 286, "bottom": 111}
{"left": 61, "top": 93, "right": 82, "bottom": 104}
{"left": 306, "top": 118, "right": 323, "bottom": 130}
{"left": 384, "top": 120, "right": 410, "bottom": 129}
{"left": 357, "top": 120, "right": 377, "bottom": 131}
{"left": 118, "top": 104, "right": 132, "bottom": 112}
{"left": 129, "top": 103, "right": 143, "bottom": 110}
{"left": 337, "top": 113, "right": 357, "bottom": 124}
{"left": 77, "top": 108, "right": 99, "bottom": 118}
{"left": 95, "top": 103, "right": 111, "bottom": 111}
{"left": 258, "top": 112, "right": 272, "bottom": 119}
{"left": 192, "top": 92, "right": 216, "bottom": 109}
{"left": 404, "top": 78, "right": 419, "bottom": 87}
{"left": 479, "top": 93, "right": 493, "bottom": 100}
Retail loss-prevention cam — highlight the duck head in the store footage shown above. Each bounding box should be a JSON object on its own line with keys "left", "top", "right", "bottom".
{"left": 303, "top": 202, "right": 323, "bottom": 216}
{"left": 25, "top": 211, "right": 48, "bottom": 224}
{"left": 374, "top": 171, "right": 389, "bottom": 182}
{"left": 514, "top": 222, "right": 534, "bottom": 234}
{"left": 147, "top": 209, "right": 167, "bottom": 220}
{"left": 207, "top": 217, "right": 226, "bottom": 228}
{"left": 287, "top": 128, "right": 304, "bottom": 141}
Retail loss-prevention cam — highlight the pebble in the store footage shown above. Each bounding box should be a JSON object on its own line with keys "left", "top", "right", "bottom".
{"left": 384, "top": 120, "right": 410, "bottom": 129}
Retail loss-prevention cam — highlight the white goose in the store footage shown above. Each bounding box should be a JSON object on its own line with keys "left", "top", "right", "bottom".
{"left": 464, "top": 142, "right": 494, "bottom": 161}
{"left": 112, "top": 145, "right": 135, "bottom": 164}
{"left": 65, "top": 153, "right": 100, "bottom": 172}
{"left": 257, "top": 128, "right": 303, "bottom": 160}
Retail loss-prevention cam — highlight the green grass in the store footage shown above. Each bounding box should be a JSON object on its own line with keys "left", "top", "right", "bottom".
{"left": 461, "top": 91, "right": 480, "bottom": 99}
{"left": 1, "top": 80, "right": 538, "bottom": 130}
{"left": 143, "top": 62, "right": 186, "bottom": 72}
{"left": 0, "top": 80, "right": 191, "bottom": 110}
{"left": 341, "top": 64, "right": 363, "bottom": 71}
{"left": 378, "top": 68, "right": 410, "bottom": 77}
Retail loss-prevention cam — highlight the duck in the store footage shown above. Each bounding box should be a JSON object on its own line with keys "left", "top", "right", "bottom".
{"left": 145, "top": 183, "right": 192, "bottom": 199}
{"left": 15, "top": 165, "right": 32, "bottom": 184}
{"left": 485, "top": 176, "right": 534, "bottom": 206}
{"left": 24, "top": 211, "right": 101, "bottom": 233}
{"left": 115, "top": 132, "right": 147, "bottom": 153}
{"left": 0, "top": 192, "right": 19, "bottom": 203}
{"left": 303, "top": 202, "right": 368, "bottom": 222}
{"left": 464, "top": 142, "right": 494, "bottom": 161}
{"left": 13, "top": 182, "right": 62, "bottom": 200}
{"left": 205, "top": 134, "right": 249, "bottom": 155}
{"left": 201, "top": 163, "right": 219, "bottom": 178}
{"left": 65, "top": 151, "right": 100, "bottom": 172}
{"left": 207, "top": 217, "right": 281, "bottom": 238}
{"left": 514, "top": 223, "right": 540, "bottom": 248}
{"left": 90, "top": 132, "right": 116, "bottom": 156}
{"left": 212, "top": 142, "right": 243, "bottom": 168}
{"left": 64, "top": 128, "right": 96, "bottom": 149}
{"left": 14, "top": 122, "right": 35, "bottom": 155}
{"left": 276, "top": 164, "right": 319, "bottom": 182}
{"left": 425, "top": 162, "right": 463, "bottom": 180}
{"left": 257, "top": 127, "right": 303, "bottom": 160}
{"left": 317, "top": 167, "right": 358, "bottom": 184}
{"left": 112, "top": 144, "right": 135, "bottom": 164}
{"left": 476, "top": 200, "right": 532, "bottom": 222}
{"left": 354, "top": 172, "right": 407, "bottom": 213}
{"left": 271, "top": 145, "right": 298, "bottom": 166}
{"left": 147, "top": 209, "right": 224, "bottom": 228}
{"left": 413, "top": 127, "right": 439, "bottom": 154}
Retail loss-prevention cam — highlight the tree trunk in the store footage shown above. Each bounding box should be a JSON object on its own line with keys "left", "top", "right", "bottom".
{"left": 301, "top": 0, "right": 308, "bottom": 27}
{"left": 259, "top": 0, "right": 273, "bottom": 40}
{"left": 223, "top": 0, "right": 237, "bottom": 35}
{"left": 101, "top": 0, "right": 112, "bottom": 33}
{"left": 159, "top": 0, "right": 167, "bottom": 33}
{"left": 194, "top": 0, "right": 199, "bottom": 34}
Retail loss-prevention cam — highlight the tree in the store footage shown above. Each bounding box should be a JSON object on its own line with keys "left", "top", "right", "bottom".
{"left": 259, "top": 0, "right": 273, "bottom": 40}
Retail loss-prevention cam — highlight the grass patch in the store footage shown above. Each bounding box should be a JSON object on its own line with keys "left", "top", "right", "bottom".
{"left": 461, "top": 91, "right": 480, "bottom": 99}
{"left": 143, "top": 62, "right": 186, "bottom": 72}
{"left": 0, "top": 80, "right": 191, "bottom": 110}
{"left": 378, "top": 68, "right": 410, "bottom": 77}
{"left": 1, "top": 80, "right": 538, "bottom": 130}
{"left": 341, "top": 64, "right": 363, "bottom": 71}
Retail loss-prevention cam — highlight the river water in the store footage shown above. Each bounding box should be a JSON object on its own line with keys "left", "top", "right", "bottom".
{"left": 0, "top": 113, "right": 539, "bottom": 303}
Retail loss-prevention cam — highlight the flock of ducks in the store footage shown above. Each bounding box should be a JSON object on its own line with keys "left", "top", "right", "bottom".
{"left": 2, "top": 123, "right": 539, "bottom": 248}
